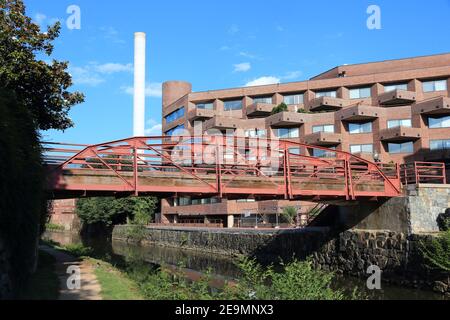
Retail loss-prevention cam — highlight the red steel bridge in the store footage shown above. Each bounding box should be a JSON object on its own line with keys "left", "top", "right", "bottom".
{"left": 42, "top": 136, "right": 446, "bottom": 202}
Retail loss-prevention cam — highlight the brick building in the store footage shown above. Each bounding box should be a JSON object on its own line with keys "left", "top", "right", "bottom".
{"left": 160, "top": 53, "right": 450, "bottom": 227}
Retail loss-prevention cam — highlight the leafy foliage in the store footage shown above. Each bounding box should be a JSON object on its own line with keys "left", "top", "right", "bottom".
{"left": 0, "top": 88, "right": 46, "bottom": 296}
{"left": 76, "top": 197, "right": 158, "bottom": 227}
{"left": 122, "top": 256, "right": 349, "bottom": 300}
{"left": 419, "top": 231, "right": 450, "bottom": 272}
{"left": 0, "top": 0, "right": 84, "bottom": 130}
{"left": 271, "top": 102, "right": 288, "bottom": 114}
{"left": 281, "top": 206, "right": 297, "bottom": 225}
{"left": 61, "top": 243, "right": 93, "bottom": 258}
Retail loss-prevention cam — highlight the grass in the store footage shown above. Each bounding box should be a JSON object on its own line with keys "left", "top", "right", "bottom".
{"left": 45, "top": 223, "right": 65, "bottom": 231}
{"left": 18, "top": 251, "right": 59, "bottom": 300}
{"left": 88, "top": 258, "right": 143, "bottom": 300}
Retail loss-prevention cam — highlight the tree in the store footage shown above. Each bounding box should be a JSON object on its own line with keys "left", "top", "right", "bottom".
{"left": 76, "top": 197, "right": 158, "bottom": 228}
{"left": 0, "top": 0, "right": 84, "bottom": 130}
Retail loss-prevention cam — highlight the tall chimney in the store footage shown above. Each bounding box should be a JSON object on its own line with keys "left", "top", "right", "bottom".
{"left": 133, "top": 32, "right": 146, "bottom": 137}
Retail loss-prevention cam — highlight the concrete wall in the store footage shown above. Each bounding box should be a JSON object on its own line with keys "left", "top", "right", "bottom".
{"left": 338, "top": 184, "right": 450, "bottom": 234}
{"left": 48, "top": 199, "right": 81, "bottom": 231}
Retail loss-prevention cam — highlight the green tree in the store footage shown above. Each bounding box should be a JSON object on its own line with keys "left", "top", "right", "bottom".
{"left": 0, "top": 0, "right": 84, "bottom": 130}
{"left": 76, "top": 197, "right": 158, "bottom": 228}
{"left": 271, "top": 102, "right": 288, "bottom": 114}
{"left": 419, "top": 230, "right": 450, "bottom": 272}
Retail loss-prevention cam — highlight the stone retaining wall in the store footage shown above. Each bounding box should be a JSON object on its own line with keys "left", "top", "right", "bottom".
{"left": 113, "top": 225, "right": 449, "bottom": 295}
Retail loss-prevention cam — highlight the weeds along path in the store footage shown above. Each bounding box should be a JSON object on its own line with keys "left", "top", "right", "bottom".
{"left": 40, "top": 245, "right": 102, "bottom": 300}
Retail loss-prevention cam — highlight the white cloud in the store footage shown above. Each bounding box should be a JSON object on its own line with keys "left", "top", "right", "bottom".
{"left": 245, "top": 76, "right": 280, "bottom": 87}
{"left": 69, "top": 62, "right": 133, "bottom": 87}
{"left": 220, "top": 45, "right": 231, "bottom": 51}
{"left": 122, "top": 82, "right": 162, "bottom": 98}
{"left": 100, "top": 26, "right": 126, "bottom": 44}
{"left": 145, "top": 123, "right": 162, "bottom": 136}
{"left": 34, "top": 13, "right": 47, "bottom": 25}
{"left": 70, "top": 66, "right": 105, "bottom": 86}
{"left": 239, "top": 51, "right": 258, "bottom": 59}
{"left": 95, "top": 63, "right": 133, "bottom": 74}
{"left": 228, "top": 24, "right": 239, "bottom": 35}
{"left": 233, "top": 62, "right": 251, "bottom": 73}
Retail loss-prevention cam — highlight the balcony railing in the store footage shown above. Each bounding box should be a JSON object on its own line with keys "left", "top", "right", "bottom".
{"left": 400, "top": 162, "right": 447, "bottom": 185}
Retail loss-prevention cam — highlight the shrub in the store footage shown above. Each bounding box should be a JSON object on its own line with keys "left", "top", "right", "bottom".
{"left": 45, "top": 223, "right": 65, "bottom": 231}
{"left": 419, "top": 230, "right": 450, "bottom": 272}
{"left": 281, "top": 206, "right": 297, "bottom": 225}
{"left": 61, "top": 244, "right": 93, "bottom": 258}
{"left": 271, "top": 102, "right": 288, "bottom": 114}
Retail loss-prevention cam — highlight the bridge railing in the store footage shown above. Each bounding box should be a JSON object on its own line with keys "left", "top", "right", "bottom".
{"left": 400, "top": 162, "right": 447, "bottom": 185}
{"left": 42, "top": 136, "right": 402, "bottom": 200}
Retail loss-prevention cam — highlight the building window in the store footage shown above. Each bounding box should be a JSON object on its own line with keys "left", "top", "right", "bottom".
{"left": 349, "top": 122, "right": 372, "bottom": 134}
{"left": 430, "top": 139, "right": 450, "bottom": 151}
{"left": 312, "top": 124, "right": 335, "bottom": 133}
{"left": 245, "top": 129, "right": 267, "bottom": 138}
{"left": 387, "top": 119, "right": 412, "bottom": 128}
{"left": 315, "top": 90, "right": 337, "bottom": 98}
{"left": 429, "top": 115, "right": 450, "bottom": 128}
{"left": 289, "top": 148, "right": 301, "bottom": 155}
{"left": 384, "top": 83, "right": 408, "bottom": 92}
{"left": 312, "top": 147, "right": 336, "bottom": 158}
{"left": 164, "top": 107, "right": 185, "bottom": 124}
{"left": 253, "top": 96, "right": 273, "bottom": 104}
{"left": 276, "top": 127, "right": 299, "bottom": 139}
{"left": 165, "top": 124, "right": 185, "bottom": 136}
{"left": 349, "top": 87, "right": 372, "bottom": 99}
{"left": 284, "top": 93, "right": 304, "bottom": 105}
{"left": 196, "top": 102, "right": 214, "bottom": 110}
{"left": 350, "top": 144, "right": 373, "bottom": 154}
{"left": 422, "top": 79, "right": 447, "bottom": 92}
{"left": 388, "top": 142, "right": 414, "bottom": 154}
{"left": 224, "top": 99, "right": 243, "bottom": 111}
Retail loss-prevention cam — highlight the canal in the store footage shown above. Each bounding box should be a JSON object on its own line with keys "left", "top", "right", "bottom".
{"left": 42, "top": 231, "right": 447, "bottom": 300}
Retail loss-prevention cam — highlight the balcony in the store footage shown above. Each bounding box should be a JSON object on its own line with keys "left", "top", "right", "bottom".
{"left": 339, "top": 105, "right": 381, "bottom": 121}
{"left": 266, "top": 112, "right": 309, "bottom": 127}
{"left": 246, "top": 103, "right": 275, "bottom": 117}
{"left": 302, "top": 132, "right": 342, "bottom": 146}
{"left": 378, "top": 89, "right": 416, "bottom": 106}
{"left": 379, "top": 127, "right": 421, "bottom": 142}
{"left": 309, "top": 96, "right": 349, "bottom": 112}
{"left": 187, "top": 108, "right": 215, "bottom": 121}
{"left": 204, "top": 116, "right": 242, "bottom": 131}
{"left": 413, "top": 97, "right": 450, "bottom": 115}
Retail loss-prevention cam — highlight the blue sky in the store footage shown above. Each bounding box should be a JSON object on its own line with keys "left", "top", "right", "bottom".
{"left": 26, "top": 0, "right": 450, "bottom": 144}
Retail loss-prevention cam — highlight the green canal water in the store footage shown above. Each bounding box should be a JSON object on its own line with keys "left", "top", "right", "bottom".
{"left": 42, "top": 231, "right": 447, "bottom": 300}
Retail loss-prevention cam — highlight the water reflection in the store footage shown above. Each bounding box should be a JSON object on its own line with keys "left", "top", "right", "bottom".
{"left": 42, "top": 231, "right": 446, "bottom": 300}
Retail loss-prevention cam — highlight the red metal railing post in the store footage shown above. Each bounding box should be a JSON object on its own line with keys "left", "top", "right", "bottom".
{"left": 415, "top": 162, "right": 419, "bottom": 185}
{"left": 215, "top": 144, "right": 222, "bottom": 197}
{"left": 133, "top": 146, "right": 138, "bottom": 196}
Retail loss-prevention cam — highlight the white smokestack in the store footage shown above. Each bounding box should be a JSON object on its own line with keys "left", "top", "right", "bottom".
{"left": 133, "top": 32, "right": 146, "bottom": 137}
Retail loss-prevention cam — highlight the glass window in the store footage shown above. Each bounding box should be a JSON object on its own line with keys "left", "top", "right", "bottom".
{"left": 429, "top": 115, "right": 450, "bottom": 128}
{"left": 289, "top": 148, "right": 301, "bottom": 155}
{"left": 350, "top": 144, "right": 373, "bottom": 154}
{"left": 245, "top": 129, "right": 267, "bottom": 138}
{"left": 387, "top": 119, "right": 412, "bottom": 128}
{"left": 165, "top": 124, "right": 185, "bottom": 136}
{"left": 284, "top": 93, "right": 304, "bottom": 105}
{"left": 164, "top": 107, "right": 185, "bottom": 124}
{"left": 349, "top": 87, "right": 372, "bottom": 99}
{"left": 388, "top": 142, "right": 414, "bottom": 154}
{"left": 423, "top": 79, "right": 447, "bottom": 92}
{"left": 315, "top": 90, "right": 337, "bottom": 98}
{"left": 312, "top": 124, "right": 335, "bottom": 133}
{"left": 384, "top": 83, "right": 408, "bottom": 92}
{"left": 312, "top": 147, "right": 336, "bottom": 158}
{"left": 276, "top": 127, "right": 299, "bottom": 139}
{"left": 224, "top": 99, "right": 242, "bottom": 111}
{"left": 349, "top": 122, "right": 372, "bottom": 134}
{"left": 196, "top": 102, "right": 214, "bottom": 110}
{"left": 430, "top": 139, "right": 450, "bottom": 150}
{"left": 253, "top": 96, "right": 273, "bottom": 104}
